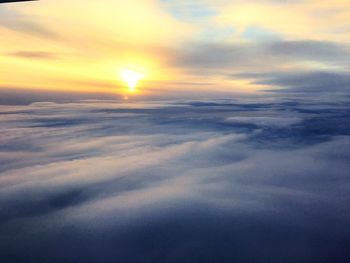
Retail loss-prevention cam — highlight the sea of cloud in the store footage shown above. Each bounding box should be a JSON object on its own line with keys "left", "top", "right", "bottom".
{"left": 1, "top": 96, "right": 350, "bottom": 262}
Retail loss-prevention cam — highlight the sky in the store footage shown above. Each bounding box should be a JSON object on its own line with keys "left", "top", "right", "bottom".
{"left": 1, "top": 1, "right": 350, "bottom": 263}
{"left": 1, "top": 96, "right": 350, "bottom": 262}
{"left": 0, "top": 0, "right": 349, "bottom": 98}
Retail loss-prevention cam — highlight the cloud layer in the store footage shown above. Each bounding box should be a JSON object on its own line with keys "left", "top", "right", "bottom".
{"left": 1, "top": 96, "right": 350, "bottom": 262}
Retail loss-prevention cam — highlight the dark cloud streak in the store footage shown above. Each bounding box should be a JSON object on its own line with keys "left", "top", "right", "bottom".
{"left": 6, "top": 51, "right": 58, "bottom": 60}
{"left": 235, "top": 71, "right": 350, "bottom": 93}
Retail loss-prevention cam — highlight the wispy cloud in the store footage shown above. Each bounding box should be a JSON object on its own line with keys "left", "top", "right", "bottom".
{"left": 172, "top": 40, "right": 350, "bottom": 72}
{"left": 6, "top": 51, "right": 58, "bottom": 60}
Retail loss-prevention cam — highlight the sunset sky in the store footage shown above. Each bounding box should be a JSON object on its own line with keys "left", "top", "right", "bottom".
{"left": 1, "top": 0, "right": 349, "bottom": 97}
{"left": 1, "top": 1, "right": 350, "bottom": 262}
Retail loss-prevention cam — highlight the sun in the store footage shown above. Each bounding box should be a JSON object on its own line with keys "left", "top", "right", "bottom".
{"left": 120, "top": 69, "right": 144, "bottom": 92}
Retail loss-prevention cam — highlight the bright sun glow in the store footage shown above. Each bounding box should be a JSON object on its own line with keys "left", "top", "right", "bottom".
{"left": 120, "top": 69, "right": 144, "bottom": 92}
